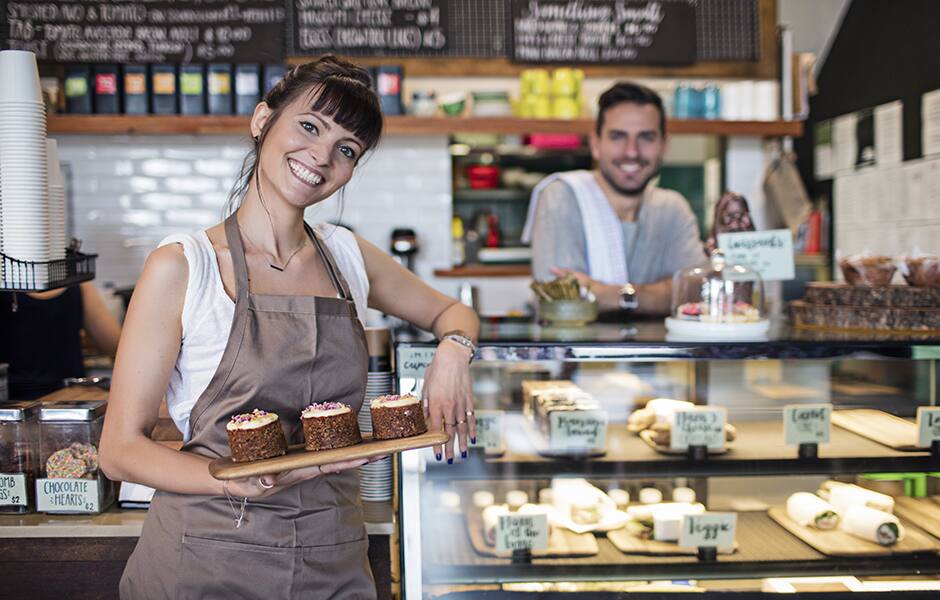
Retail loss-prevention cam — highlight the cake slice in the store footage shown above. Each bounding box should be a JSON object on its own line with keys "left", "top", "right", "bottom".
{"left": 301, "top": 402, "right": 362, "bottom": 451}
{"left": 226, "top": 409, "right": 288, "bottom": 462}
{"left": 370, "top": 394, "right": 427, "bottom": 440}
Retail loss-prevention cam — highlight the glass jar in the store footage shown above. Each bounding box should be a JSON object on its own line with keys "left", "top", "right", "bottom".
{"left": 0, "top": 401, "right": 40, "bottom": 514}
{"left": 666, "top": 251, "right": 769, "bottom": 338}
{"left": 37, "top": 401, "right": 115, "bottom": 514}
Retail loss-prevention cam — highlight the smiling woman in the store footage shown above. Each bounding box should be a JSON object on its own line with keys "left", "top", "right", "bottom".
{"left": 100, "top": 55, "right": 479, "bottom": 599}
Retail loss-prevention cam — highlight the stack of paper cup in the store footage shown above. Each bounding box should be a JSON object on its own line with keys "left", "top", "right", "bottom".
{"left": 754, "top": 81, "right": 780, "bottom": 121}
{"left": 0, "top": 50, "right": 50, "bottom": 287}
{"left": 359, "top": 369, "right": 395, "bottom": 502}
{"left": 46, "top": 139, "right": 66, "bottom": 261}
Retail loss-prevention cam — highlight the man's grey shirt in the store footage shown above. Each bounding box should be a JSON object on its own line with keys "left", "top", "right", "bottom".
{"left": 531, "top": 179, "right": 706, "bottom": 284}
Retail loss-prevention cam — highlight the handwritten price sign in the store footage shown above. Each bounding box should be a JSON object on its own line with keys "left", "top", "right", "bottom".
{"left": 784, "top": 404, "right": 832, "bottom": 445}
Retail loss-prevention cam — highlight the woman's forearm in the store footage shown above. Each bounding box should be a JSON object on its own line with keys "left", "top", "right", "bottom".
{"left": 101, "top": 436, "right": 224, "bottom": 496}
{"left": 430, "top": 302, "right": 480, "bottom": 341}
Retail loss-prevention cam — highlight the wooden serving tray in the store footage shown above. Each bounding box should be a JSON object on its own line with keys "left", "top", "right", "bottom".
{"left": 639, "top": 430, "right": 729, "bottom": 455}
{"left": 607, "top": 526, "right": 736, "bottom": 555}
{"left": 209, "top": 430, "right": 449, "bottom": 480}
{"left": 831, "top": 409, "right": 919, "bottom": 451}
{"left": 767, "top": 507, "right": 938, "bottom": 556}
{"left": 466, "top": 507, "right": 599, "bottom": 558}
{"left": 894, "top": 496, "right": 940, "bottom": 540}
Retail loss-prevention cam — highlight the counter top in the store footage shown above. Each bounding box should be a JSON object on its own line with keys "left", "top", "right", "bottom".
{"left": 397, "top": 318, "right": 940, "bottom": 359}
{"left": 0, "top": 500, "right": 394, "bottom": 538}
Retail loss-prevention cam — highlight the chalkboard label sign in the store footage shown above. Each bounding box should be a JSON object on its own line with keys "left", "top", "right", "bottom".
{"left": 510, "top": 0, "right": 696, "bottom": 65}
{"left": 2, "top": 0, "right": 286, "bottom": 63}
{"left": 290, "top": 0, "right": 448, "bottom": 56}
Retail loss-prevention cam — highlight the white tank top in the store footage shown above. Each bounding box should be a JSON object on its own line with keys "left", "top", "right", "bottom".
{"left": 158, "top": 224, "right": 370, "bottom": 441}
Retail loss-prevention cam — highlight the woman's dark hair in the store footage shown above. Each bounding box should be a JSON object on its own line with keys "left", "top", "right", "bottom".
{"left": 225, "top": 55, "right": 383, "bottom": 215}
{"left": 595, "top": 81, "right": 666, "bottom": 137}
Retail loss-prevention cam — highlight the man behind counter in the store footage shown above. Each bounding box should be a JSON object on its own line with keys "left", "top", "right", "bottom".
{"left": 522, "top": 82, "right": 705, "bottom": 316}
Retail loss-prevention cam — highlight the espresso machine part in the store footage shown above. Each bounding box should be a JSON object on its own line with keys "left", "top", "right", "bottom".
{"left": 390, "top": 228, "right": 419, "bottom": 273}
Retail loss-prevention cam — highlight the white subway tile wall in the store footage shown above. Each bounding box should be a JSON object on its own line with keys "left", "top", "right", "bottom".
{"left": 57, "top": 135, "right": 454, "bottom": 305}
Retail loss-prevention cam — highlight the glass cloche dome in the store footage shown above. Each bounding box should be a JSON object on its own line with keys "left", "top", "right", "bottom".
{"left": 666, "top": 251, "right": 769, "bottom": 338}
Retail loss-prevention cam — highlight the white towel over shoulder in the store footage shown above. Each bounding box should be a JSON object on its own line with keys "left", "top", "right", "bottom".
{"left": 522, "top": 170, "right": 628, "bottom": 284}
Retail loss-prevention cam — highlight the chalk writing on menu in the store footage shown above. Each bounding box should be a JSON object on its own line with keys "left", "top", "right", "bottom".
{"left": 290, "top": 0, "right": 448, "bottom": 55}
{"left": 510, "top": 0, "right": 695, "bottom": 64}
{"left": 2, "top": 0, "right": 285, "bottom": 63}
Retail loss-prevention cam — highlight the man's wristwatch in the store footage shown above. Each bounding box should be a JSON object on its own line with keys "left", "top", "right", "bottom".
{"left": 440, "top": 330, "right": 476, "bottom": 363}
{"left": 618, "top": 283, "right": 639, "bottom": 311}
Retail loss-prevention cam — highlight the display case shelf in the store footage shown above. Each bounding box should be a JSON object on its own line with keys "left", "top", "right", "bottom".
{"left": 422, "top": 512, "right": 940, "bottom": 585}
{"left": 47, "top": 115, "right": 804, "bottom": 137}
{"left": 424, "top": 421, "right": 940, "bottom": 480}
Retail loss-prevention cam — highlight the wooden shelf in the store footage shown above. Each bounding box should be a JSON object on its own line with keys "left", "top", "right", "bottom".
{"left": 434, "top": 265, "right": 531, "bottom": 278}
{"left": 48, "top": 114, "right": 804, "bottom": 138}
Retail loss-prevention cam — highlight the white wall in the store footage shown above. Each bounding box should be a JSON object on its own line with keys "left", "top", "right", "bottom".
{"left": 777, "top": 0, "right": 851, "bottom": 69}
{"left": 58, "top": 134, "right": 454, "bottom": 323}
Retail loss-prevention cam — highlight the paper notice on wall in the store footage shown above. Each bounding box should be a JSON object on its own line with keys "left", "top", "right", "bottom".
{"left": 874, "top": 101, "right": 903, "bottom": 166}
{"left": 923, "top": 88, "right": 940, "bottom": 157}
{"left": 833, "top": 113, "right": 858, "bottom": 173}
{"left": 926, "top": 158, "right": 940, "bottom": 220}
{"left": 902, "top": 160, "right": 927, "bottom": 221}
{"left": 814, "top": 120, "right": 834, "bottom": 180}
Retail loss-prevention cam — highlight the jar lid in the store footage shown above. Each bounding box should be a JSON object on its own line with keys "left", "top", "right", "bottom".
{"left": 39, "top": 400, "right": 107, "bottom": 421}
{"left": 0, "top": 400, "right": 40, "bottom": 422}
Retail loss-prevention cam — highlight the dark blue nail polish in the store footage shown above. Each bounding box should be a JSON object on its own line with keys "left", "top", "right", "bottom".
{"left": 461, "top": 450, "right": 468, "bottom": 459}
{"left": 471, "top": 437, "right": 477, "bottom": 444}
{"left": 435, "top": 453, "right": 441, "bottom": 461}
{"left": 447, "top": 458, "right": 453, "bottom": 464}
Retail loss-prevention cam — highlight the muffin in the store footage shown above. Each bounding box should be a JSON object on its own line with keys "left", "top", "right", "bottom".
{"left": 301, "top": 402, "right": 362, "bottom": 451}
{"left": 839, "top": 255, "right": 896, "bottom": 286}
{"left": 226, "top": 409, "right": 288, "bottom": 462}
{"left": 903, "top": 256, "right": 940, "bottom": 287}
{"left": 370, "top": 394, "right": 427, "bottom": 440}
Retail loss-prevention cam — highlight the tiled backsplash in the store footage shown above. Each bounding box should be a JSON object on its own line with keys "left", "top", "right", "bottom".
{"left": 57, "top": 135, "right": 454, "bottom": 310}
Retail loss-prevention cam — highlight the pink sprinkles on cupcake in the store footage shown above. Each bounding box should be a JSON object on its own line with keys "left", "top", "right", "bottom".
{"left": 229, "top": 409, "right": 271, "bottom": 424}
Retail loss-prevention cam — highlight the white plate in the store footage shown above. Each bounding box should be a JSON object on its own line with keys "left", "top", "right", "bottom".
{"left": 665, "top": 317, "right": 771, "bottom": 341}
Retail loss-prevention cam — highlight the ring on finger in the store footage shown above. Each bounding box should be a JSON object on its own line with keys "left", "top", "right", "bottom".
{"left": 258, "top": 477, "right": 275, "bottom": 490}
{"left": 457, "top": 419, "right": 466, "bottom": 425}
{"left": 466, "top": 410, "right": 474, "bottom": 417}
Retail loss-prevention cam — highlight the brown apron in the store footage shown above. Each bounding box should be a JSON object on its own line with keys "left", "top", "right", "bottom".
{"left": 121, "top": 215, "right": 375, "bottom": 600}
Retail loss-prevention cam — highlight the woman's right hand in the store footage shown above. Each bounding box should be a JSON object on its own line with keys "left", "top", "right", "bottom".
{"left": 223, "top": 456, "right": 376, "bottom": 498}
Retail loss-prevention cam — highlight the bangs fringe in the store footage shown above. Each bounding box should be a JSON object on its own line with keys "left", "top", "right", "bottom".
{"left": 307, "top": 77, "right": 383, "bottom": 150}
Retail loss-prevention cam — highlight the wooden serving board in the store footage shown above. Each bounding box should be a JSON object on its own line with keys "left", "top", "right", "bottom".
{"left": 607, "top": 526, "right": 736, "bottom": 555}
{"left": 768, "top": 507, "right": 938, "bottom": 556}
{"left": 831, "top": 409, "right": 920, "bottom": 451}
{"left": 639, "top": 430, "right": 729, "bottom": 455}
{"left": 209, "top": 430, "right": 449, "bottom": 480}
{"left": 465, "top": 507, "right": 599, "bottom": 558}
{"left": 894, "top": 496, "right": 940, "bottom": 540}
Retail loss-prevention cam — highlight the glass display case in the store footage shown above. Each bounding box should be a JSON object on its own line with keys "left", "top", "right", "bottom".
{"left": 396, "top": 320, "right": 940, "bottom": 599}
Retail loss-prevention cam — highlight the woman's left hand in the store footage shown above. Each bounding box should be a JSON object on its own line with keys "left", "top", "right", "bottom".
{"left": 423, "top": 340, "right": 475, "bottom": 463}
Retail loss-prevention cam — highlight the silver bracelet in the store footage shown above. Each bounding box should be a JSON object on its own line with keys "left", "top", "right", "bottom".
{"left": 441, "top": 332, "right": 476, "bottom": 363}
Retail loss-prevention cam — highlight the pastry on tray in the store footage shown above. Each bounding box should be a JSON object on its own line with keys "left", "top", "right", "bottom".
{"left": 370, "top": 393, "right": 427, "bottom": 440}
{"left": 226, "top": 409, "right": 288, "bottom": 462}
{"left": 301, "top": 402, "right": 362, "bottom": 451}
{"left": 786, "top": 492, "right": 839, "bottom": 530}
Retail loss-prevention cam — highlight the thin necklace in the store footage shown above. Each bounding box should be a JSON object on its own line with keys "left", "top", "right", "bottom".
{"left": 240, "top": 226, "right": 307, "bottom": 272}
{"left": 243, "top": 178, "right": 306, "bottom": 272}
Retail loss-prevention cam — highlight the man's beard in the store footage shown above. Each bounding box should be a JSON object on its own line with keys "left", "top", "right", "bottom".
{"left": 598, "top": 161, "right": 660, "bottom": 197}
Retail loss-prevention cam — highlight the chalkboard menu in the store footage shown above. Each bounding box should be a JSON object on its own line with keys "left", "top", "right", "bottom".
{"left": 1, "top": 0, "right": 286, "bottom": 63}
{"left": 288, "top": 0, "right": 449, "bottom": 56}
{"left": 510, "top": 0, "right": 696, "bottom": 64}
